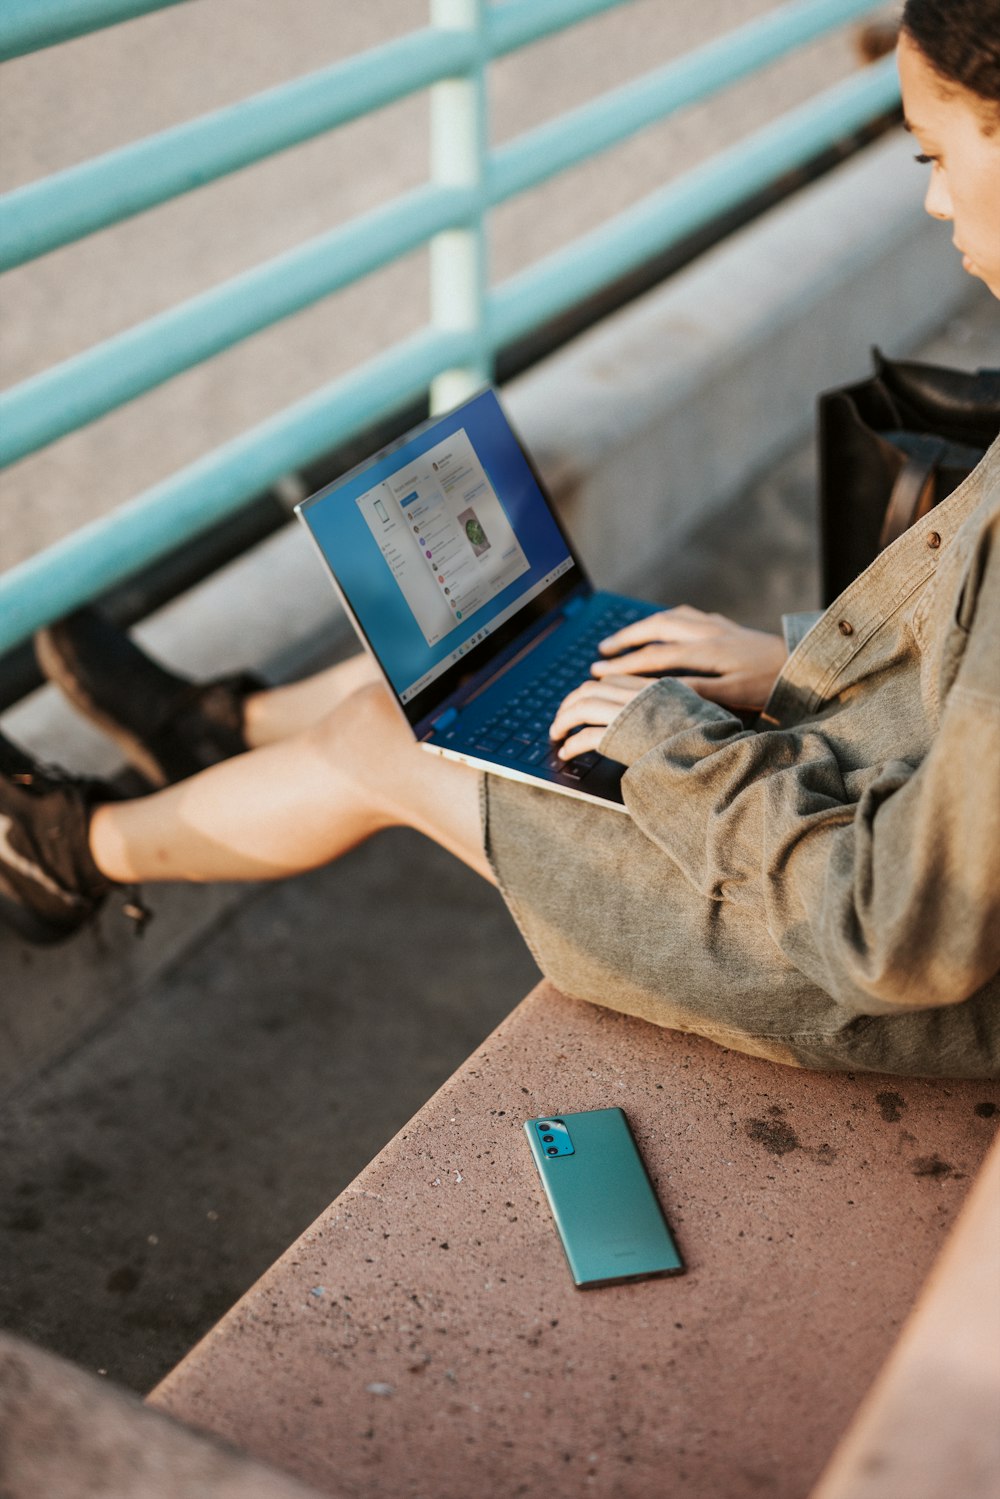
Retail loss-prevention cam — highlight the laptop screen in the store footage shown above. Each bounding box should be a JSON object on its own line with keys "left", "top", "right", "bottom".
{"left": 297, "top": 389, "right": 582, "bottom": 725}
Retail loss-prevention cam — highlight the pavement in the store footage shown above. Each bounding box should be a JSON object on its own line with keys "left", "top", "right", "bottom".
{"left": 1, "top": 295, "right": 998, "bottom": 1398}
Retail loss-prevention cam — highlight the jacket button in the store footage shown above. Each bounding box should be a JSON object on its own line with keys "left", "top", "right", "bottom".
{"left": 838, "top": 619, "right": 854, "bottom": 637}
{"left": 927, "top": 531, "right": 942, "bottom": 549}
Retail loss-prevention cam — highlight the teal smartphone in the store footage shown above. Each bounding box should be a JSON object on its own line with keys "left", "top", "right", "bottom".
{"left": 524, "top": 1107, "right": 684, "bottom": 1288}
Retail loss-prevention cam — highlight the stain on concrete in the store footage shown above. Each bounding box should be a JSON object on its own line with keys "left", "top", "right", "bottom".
{"left": 744, "top": 1113, "right": 837, "bottom": 1164}
{"left": 911, "top": 1155, "right": 960, "bottom": 1180}
{"left": 974, "top": 1101, "right": 998, "bottom": 1118}
{"left": 105, "top": 1265, "right": 142, "bottom": 1295}
{"left": 876, "top": 1091, "right": 906, "bottom": 1123}
{"left": 745, "top": 1117, "right": 800, "bottom": 1156}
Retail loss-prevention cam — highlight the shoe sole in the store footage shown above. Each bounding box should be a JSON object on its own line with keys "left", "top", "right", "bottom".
{"left": 35, "top": 632, "right": 169, "bottom": 788}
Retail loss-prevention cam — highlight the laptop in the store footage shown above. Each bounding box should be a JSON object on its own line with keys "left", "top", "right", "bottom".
{"left": 295, "top": 387, "right": 661, "bottom": 808}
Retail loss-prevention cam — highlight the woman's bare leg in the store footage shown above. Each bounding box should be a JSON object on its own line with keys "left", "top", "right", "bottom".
{"left": 89, "top": 680, "right": 493, "bottom": 886}
{"left": 242, "top": 652, "right": 380, "bottom": 748}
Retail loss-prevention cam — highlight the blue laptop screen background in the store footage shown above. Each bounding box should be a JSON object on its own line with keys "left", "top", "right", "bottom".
{"left": 300, "top": 390, "right": 575, "bottom": 702}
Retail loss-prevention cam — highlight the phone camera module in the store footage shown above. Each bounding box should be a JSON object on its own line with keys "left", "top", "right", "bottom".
{"left": 528, "top": 1115, "right": 575, "bottom": 1159}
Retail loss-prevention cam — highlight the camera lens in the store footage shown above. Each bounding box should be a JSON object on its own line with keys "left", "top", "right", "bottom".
{"left": 547, "top": 1146, "right": 558, "bottom": 1155}
{"left": 542, "top": 1134, "right": 554, "bottom": 1143}
{"left": 538, "top": 1122, "right": 551, "bottom": 1130}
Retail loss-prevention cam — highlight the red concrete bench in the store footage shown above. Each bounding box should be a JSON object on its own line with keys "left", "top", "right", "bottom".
{"left": 148, "top": 980, "right": 1000, "bottom": 1499}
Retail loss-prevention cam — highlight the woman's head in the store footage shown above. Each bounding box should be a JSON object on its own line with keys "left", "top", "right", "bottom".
{"left": 898, "top": 0, "right": 1000, "bottom": 297}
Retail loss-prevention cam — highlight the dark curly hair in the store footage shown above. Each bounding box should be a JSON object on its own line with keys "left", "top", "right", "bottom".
{"left": 901, "top": 0, "right": 1000, "bottom": 112}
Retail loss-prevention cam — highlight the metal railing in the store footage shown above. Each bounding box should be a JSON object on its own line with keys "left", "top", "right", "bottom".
{"left": 0, "top": 0, "right": 897, "bottom": 655}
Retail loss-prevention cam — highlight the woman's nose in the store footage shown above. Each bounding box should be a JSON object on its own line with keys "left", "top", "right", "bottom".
{"left": 924, "top": 170, "right": 953, "bottom": 221}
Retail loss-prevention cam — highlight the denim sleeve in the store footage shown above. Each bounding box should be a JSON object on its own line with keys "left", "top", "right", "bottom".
{"left": 600, "top": 516, "right": 1000, "bottom": 1018}
{"left": 781, "top": 610, "right": 823, "bottom": 653}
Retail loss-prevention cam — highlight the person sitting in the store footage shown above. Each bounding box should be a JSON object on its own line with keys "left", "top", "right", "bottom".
{"left": 1, "top": 0, "right": 998, "bottom": 1078}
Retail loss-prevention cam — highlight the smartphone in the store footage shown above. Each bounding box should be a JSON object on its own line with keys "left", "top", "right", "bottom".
{"left": 524, "top": 1107, "right": 684, "bottom": 1288}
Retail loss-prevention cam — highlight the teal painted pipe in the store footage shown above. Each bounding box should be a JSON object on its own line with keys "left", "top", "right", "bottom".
{"left": 0, "top": 0, "right": 887, "bottom": 271}
{"left": 0, "top": 5, "right": 901, "bottom": 654}
{"left": 0, "top": 0, "right": 628, "bottom": 71}
{"left": 488, "top": 58, "right": 900, "bottom": 347}
{"left": 0, "top": 184, "right": 479, "bottom": 467}
{"left": 489, "top": 0, "right": 888, "bottom": 205}
{"left": 485, "top": 0, "right": 631, "bottom": 58}
{"left": 0, "top": 0, "right": 186, "bottom": 61}
{"left": 0, "top": 62, "right": 899, "bottom": 653}
{"left": 0, "top": 27, "right": 476, "bottom": 270}
{"left": 0, "top": 0, "right": 888, "bottom": 459}
{"left": 0, "top": 327, "right": 473, "bottom": 653}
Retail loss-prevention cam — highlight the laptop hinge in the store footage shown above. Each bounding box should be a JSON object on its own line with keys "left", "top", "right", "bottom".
{"left": 563, "top": 595, "right": 586, "bottom": 618}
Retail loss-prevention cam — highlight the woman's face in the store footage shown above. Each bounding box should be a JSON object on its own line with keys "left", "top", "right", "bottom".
{"left": 897, "top": 31, "right": 1000, "bottom": 299}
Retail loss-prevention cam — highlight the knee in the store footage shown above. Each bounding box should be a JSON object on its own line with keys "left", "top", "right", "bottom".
{"left": 306, "top": 680, "right": 407, "bottom": 788}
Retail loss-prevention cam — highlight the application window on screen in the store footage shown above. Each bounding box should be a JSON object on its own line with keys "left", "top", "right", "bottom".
{"left": 356, "top": 427, "right": 530, "bottom": 648}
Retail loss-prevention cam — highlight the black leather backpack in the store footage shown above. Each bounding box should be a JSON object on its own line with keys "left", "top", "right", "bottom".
{"left": 818, "top": 348, "right": 1000, "bottom": 605}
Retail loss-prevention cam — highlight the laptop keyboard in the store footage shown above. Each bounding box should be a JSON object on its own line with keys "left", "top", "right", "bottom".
{"left": 446, "top": 599, "right": 647, "bottom": 781}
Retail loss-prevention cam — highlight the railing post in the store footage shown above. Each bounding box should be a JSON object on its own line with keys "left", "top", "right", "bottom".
{"left": 429, "top": 0, "right": 490, "bottom": 413}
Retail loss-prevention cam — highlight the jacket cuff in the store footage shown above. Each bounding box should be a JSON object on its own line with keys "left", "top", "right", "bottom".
{"left": 599, "top": 678, "right": 734, "bottom": 765}
{"left": 781, "top": 610, "right": 823, "bottom": 654}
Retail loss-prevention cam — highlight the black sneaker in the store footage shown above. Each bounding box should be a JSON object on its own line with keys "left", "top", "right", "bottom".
{"left": 0, "top": 730, "right": 117, "bottom": 944}
{"left": 35, "top": 607, "right": 265, "bottom": 787}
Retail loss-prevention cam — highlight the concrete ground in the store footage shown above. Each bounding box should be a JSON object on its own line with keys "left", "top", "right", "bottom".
{"left": 1, "top": 292, "right": 998, "bottom": 1398}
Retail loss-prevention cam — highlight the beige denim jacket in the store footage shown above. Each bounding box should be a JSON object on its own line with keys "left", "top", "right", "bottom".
{"left": 600, "top": 438, "right": 1000, "bottom": 1024}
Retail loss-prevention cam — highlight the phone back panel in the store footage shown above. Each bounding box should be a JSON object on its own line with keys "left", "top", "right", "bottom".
{"left": 524, "top": 1107, "right": 683, "bottom": 1287}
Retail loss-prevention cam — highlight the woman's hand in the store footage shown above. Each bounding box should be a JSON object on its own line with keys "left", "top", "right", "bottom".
{"left": 590, "top": 605, "right": 787, "bottom": 711}
{"left": 549, "top": 674, "right": 649, "bottom": 760}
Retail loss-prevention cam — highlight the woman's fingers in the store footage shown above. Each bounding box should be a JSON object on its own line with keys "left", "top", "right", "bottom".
{"left": 554, "top": 725, "right": 607, "bottom": 760}
{"left": 549, "top": 686, "right": 634, "bottom": 742}
{"left": 547, "top": 612, "right": 787, "bottom": 754}
{"left": 597, "top": 605, "right": 711, "bottom": 656}
{"left": 590, "top": 640, "right": 716, "bottom": 678}
{"left": 593, "top": 610, "right": 788, "bottom": 705}
{"left": 597, "top": 609, "right": 673, "bottom": 654}
{"left": 549, "top": 675, "right": 646, "bottom": 756}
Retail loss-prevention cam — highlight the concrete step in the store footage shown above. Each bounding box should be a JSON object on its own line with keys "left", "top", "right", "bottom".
{"left": 149, "top": 980, "right": 1000, "bottom": 1499}
{"left": 0, "top": 1329, "right": 325, "bottom": 1499}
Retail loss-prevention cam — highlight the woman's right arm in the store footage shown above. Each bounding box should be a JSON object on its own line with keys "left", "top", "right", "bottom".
{"left": 595, "top": 520, "right": 1000, "bottom": 1019}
